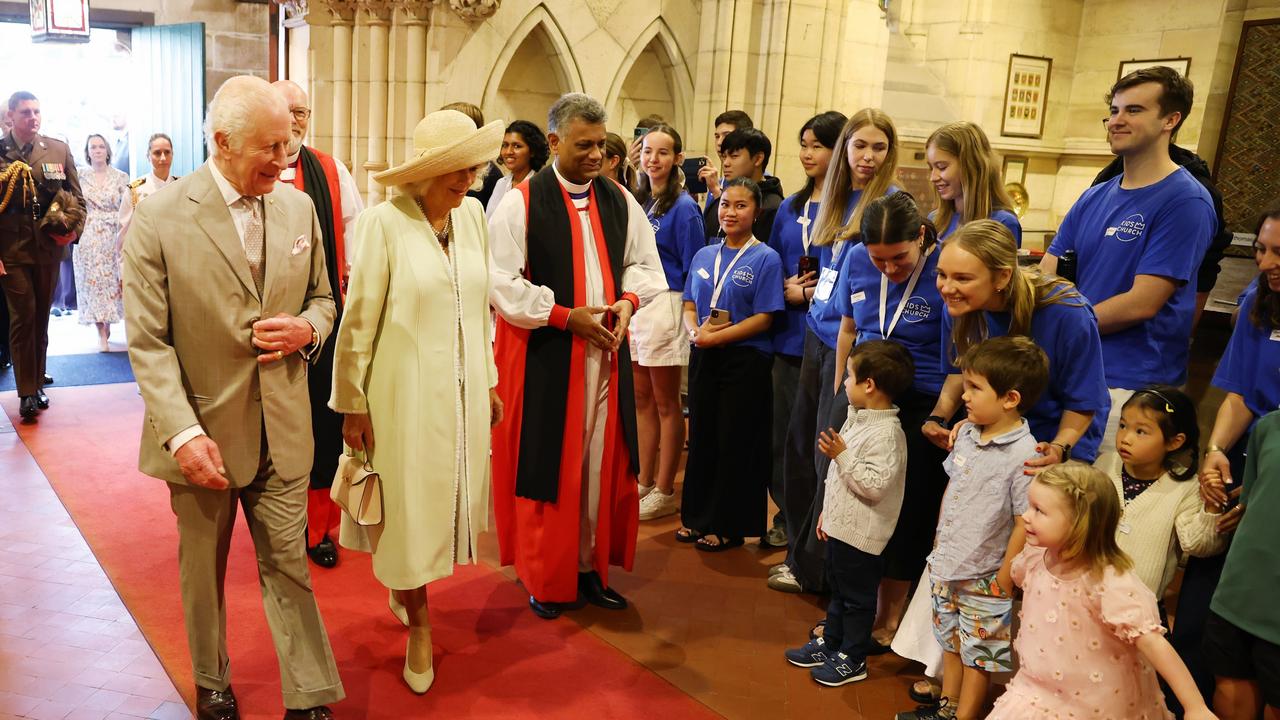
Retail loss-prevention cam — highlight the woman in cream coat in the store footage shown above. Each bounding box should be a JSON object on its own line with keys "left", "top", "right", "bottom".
{"left": 329, "top": 110, "right": 504, "bottom": 695}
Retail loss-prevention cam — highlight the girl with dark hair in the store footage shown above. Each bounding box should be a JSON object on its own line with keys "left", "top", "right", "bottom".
{"left": 764, "top": 110, "right": 846, "bottom": 547}
{"left": 678, "top": 177, "right": 784, "bottom": 551}
{"left": 485, "top": 120, "right": 549, "bottom": 218}
{"left": 1093, "top": 386, "right": 1224, "bottom": 598}
{"left": 75, "top": 133, "right": 129, "bottom": 350}
{"left": 630, "top": 125, "right": 705, "bottom": 520}
{"left": 772, "top": 109, "right": 901, "bottom": 594}
{"left": 604, "top": 132, "right": 635, "bottom": 189}
{"left": 823, "top": 191, "right": 949, "bottom": 647}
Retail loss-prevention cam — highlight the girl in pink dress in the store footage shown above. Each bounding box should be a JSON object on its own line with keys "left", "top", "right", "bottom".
{"left": 988, "top": 463, "right": 1216, "bottom": 720}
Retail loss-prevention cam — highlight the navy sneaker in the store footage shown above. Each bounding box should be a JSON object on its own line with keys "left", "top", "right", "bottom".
{"left": 784, "top": 636, "right": 829, "bottom": 668}
{"left": 894, "top": 699, "right": 954, "bottom": 720}
{"left": 810, "top": 651, "right": 867, "bottom": 687}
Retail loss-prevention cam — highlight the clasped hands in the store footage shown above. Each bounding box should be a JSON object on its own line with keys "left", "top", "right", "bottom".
{"left": 1198, "top": 451, "right": 1243, "bottom": 534}
{"left": 251, "top": 312, "right": 312, "bottom": 364}
{"left": 566, "top": 300, "right": 635, "bottom": 351}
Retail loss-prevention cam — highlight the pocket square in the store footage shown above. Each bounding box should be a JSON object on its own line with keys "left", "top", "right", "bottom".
{"left": 291, "top": 234, "right": 311, "bottom": 256}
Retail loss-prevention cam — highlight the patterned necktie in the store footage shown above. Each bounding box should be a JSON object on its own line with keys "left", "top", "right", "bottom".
{"left": 241, "top": 196, "right": 265, "bottom": 296}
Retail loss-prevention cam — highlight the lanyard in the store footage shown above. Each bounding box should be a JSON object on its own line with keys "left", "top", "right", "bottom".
{"left": 710, "top": 238, "right": 758, "bottom": 309}
{"left": 879, "top": 245, "right": 933, "bottom": 339}
{"left": 797, "top": 200, "right": 813, "bottom": 254}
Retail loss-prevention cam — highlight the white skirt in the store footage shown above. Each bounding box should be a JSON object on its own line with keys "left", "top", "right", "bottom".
{"left": 629, "top": 290, "right": 690, "bottom": 367}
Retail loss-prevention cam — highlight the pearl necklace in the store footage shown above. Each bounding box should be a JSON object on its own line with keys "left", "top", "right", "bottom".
{"left": 414, "top": 197, "right": 452, "bottom": 246}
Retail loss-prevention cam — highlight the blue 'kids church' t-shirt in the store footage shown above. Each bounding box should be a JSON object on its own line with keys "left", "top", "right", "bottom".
{"left": 940, "top": 286, "right": 1111, "bottom": 462}
{"left": 1212, "top": 284, "right": 1280, "bottom": 433}
{"left": 647, "top": 192, "right": 706, "bottom": 292}
{"left": 768, "top": 193, "right": 820, "bottom": 357}
{"left": 834, "top": 242, "right": 947, "bottom": 394}
{"left": 684, "top": 240, "right": 785, "bottom": 356}
{"left": 1047, "top": 167, "right": 1214, "bottom": 388}
{"left": 937, "top": 208, "right": 1024, "bottom": 246}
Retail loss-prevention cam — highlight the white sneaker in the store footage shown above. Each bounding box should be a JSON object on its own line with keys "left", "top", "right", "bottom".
{"left": 767, "top": 568, "right": 803, "bottom": 593}
{"left": 638, "top": 482, "right": 655, "bottom": 500}
{"left": 638, "top": 490, "right": 679, "bottom": 520}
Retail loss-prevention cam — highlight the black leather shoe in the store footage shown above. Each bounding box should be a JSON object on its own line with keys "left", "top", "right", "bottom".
{"left": 307, "top": 537, "right": 338, "bottom": 568}
{"left": 36, "top": 391, "right": 49, "bottom": 410}
{"left": 43, "top": 373, "right": 53, "bottom": 385}
{"left": 283, "top": 707, "right": 333, "bottom": 720}
{"left": 528, "top": 595, "right": 562, "bottom": 619}
{"left": 578, "top": 571, "right": 627, "bottom": 610}
{"left": 19, "top": 396, "right": 38, "bottom": 421}
{"left": 196, "top": 686, "right": 240, "bottom": 720}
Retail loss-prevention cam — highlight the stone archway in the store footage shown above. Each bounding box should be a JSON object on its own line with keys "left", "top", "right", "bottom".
{"left": 606, "top": 18, "right": 695, "bottom": 139}
{"left": 482, "top": 4, "right": 582, "bottom": 130}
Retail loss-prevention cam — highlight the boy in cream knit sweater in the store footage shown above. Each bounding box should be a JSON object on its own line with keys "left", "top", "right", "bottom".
{"left": 784, "top": 340, "right": 912, "bottom": 687}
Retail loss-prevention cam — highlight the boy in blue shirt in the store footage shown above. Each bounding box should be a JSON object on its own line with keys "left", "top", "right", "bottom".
{"left": 897, "top": 336, "right": 1048, "bottom": 720}
{"left": 1040, "top": 66, "right": 1214, "bottom": 456}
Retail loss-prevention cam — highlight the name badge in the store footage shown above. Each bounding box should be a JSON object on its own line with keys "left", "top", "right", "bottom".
{"left": 42, "top": 163, "right": 65, "bottom": 180}
{"left": 1271, "top": 330, "right": 1280, "bottom": 342}
{"left": 697, "top": 267, "right": 711, "bottom": 280}
{"left": 850, "top": 290, "right": 866, "bottom": 304}
{"left": 814, "top": 267, "right": 837, "bottom": 302}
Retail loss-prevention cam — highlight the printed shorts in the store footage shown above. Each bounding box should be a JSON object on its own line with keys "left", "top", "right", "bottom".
{"left": 930, "top": 571, "right": 1014, "bottom": 671}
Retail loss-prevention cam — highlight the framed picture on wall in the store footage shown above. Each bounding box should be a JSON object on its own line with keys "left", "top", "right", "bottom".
{"left": 1001, "top": 54, "right": 1051, "bottom": 139}
{"left": 1117, "top": 57, "right": 1191, "bottom": 80}
{"left": 1002, "top": 156, "right": 1028, "bottom": 184}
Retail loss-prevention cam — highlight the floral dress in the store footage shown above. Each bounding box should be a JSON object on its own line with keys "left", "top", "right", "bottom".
{"left": 73, "top": 165, "right": 128, "bottom": 324}
{"left": 987, "top": 545, "right": 1174, "bottom": 720}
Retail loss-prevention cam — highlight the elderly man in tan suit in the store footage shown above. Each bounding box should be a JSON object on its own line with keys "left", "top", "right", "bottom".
{"left": 123, "top": 75, "right": 343, "bottom": 720}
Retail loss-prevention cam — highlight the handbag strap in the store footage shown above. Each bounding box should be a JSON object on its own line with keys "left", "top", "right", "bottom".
{"left": 344, "top": 445, "right": 374, "bottom": 472}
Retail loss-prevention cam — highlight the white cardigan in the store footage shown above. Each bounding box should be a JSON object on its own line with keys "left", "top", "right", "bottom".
{"left": 1094, "top": 452, "right": 1227, "bottom": 598}
{"left": 821, "top": 407, "right": 907, "bottom": 555}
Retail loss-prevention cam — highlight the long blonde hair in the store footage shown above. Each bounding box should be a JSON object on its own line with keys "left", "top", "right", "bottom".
{"left": 1033, "top": 463, "right": 1134, "bottom": 578}
{"left": 810, "top": 109, "right": 899, "bottom": 247}
{"left": 947, "top": 220, "right": 1086, "bottom": 360}
{"left": 927, "top": 121, "right": 1013, "bottom": 234}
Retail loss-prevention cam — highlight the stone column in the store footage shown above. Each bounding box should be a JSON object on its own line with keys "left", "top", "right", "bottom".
{"left": 328, "top": 5, "right": 356, "bottom": 171}
{"left": 360, "top": 2, "right": 392, "bottom": 205}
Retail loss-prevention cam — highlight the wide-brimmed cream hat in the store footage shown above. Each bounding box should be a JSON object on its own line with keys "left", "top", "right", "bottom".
{"left": 373, "top": 109, "right": 504, "bottom": 186}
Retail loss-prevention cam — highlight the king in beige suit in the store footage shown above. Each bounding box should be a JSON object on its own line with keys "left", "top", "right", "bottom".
{"left": 122, "top": 76, "right": 344, "bottom": 720}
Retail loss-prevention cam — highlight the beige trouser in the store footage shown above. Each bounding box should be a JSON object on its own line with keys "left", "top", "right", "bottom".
{"left": 168, "top": 444, "right": 345, "bottom": 709}
{"left": 578, "top": 344, "right": 609, "bottom": 573}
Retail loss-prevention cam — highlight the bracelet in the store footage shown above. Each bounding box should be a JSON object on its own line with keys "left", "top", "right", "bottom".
{"left": 1206, "top": 444, "right": 1227, "bottom": 456}
{"left": 924, "top": 415, "right": 947, "bottom": 428}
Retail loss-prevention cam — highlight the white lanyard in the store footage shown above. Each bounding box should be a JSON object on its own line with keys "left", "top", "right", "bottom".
{"left": 798, "top": 200, "right": 813, "bottom": 255}
{"left": 879, "top": 245, "right": 932, "bottom": 339}
{"left": 710, "top": 238, "right": 758, "bottom": 309}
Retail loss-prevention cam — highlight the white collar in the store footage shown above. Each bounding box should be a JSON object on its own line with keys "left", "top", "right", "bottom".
{"left": 150, "top": 172, "right": 174, "bottom": 187}
{"left": 551, "top": 161, "right": 591, "bottom": 194}
{"left": 207, "top": 159, "right": 261, "bottom": 207}
{"left": 286, "top": 148, "right": 302, "bottom": 166}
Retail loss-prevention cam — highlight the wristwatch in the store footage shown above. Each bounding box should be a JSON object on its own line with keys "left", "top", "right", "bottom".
{"left": 924, "top": 415, "right": 948, "bottom": 429}
{"left": 1049, "top": 441, "right": 1072, "bottom": 462}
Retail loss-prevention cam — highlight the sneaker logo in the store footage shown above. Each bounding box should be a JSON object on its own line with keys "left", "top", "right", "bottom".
{"left": 813, "top": 652, "right": 828, "bottom": 662}
{"left": 835, "top": 662, "right": 851, "bottom": 677}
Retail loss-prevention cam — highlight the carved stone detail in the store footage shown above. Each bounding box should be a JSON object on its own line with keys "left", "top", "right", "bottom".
{"left": 448, "top": 0, "right": 500, "bottom": 21}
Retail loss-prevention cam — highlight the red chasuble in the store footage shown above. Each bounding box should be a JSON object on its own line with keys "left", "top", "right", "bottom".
{"left": 491, "top": 169, "right": 642, "bottom": 603}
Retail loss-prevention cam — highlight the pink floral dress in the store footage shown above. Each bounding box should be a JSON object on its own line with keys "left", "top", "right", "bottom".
{"left": 987, "top": 545, "right": 1174, "bottom": 720}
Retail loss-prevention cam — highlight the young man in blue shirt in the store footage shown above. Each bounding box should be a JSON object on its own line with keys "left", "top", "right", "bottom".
{"left": 1040, "top": 66, "right": 1215, "bottom": 456}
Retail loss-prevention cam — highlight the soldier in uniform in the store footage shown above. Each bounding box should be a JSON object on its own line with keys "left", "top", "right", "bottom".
{"left": 272, "top": 80, "right": 364, "bottom": 569}
{"left": 117, "top": 132, "right": 176, "bottom": 241}
{"left": 1, "top": 91, "right": 84, "bottom": 420}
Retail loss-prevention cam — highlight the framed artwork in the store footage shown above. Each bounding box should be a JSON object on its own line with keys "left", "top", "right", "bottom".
{"left": 1002, "top": 156, "right": 1028, "bottom": 185}
{"left": 1001, "top": 54, "right": 1051, "bottom": 139}
{"left": 1118, "top": 57, "right": 1191, "bottom": 80}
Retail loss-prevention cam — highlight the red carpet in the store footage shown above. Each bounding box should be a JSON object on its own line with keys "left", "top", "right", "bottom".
{"left": 2, "top": 384, "right": 721, "bottom": 719}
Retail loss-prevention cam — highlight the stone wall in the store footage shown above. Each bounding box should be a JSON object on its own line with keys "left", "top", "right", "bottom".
{"left": 93, "top": 0, "right": 270, "bottom": 103}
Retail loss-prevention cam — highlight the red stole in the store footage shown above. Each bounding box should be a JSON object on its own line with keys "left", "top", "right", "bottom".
{"left": 491, "top": 179, "right": 640, "bottom": 603}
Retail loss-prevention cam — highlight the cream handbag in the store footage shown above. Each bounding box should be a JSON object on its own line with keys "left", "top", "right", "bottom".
{"left": 331, "top": 448, "right": 383, "bottom": 526}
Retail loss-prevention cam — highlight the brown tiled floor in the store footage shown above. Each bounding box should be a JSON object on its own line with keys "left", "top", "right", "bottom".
{"left": 0, "top": 425, "right": 187, "bottom": 720}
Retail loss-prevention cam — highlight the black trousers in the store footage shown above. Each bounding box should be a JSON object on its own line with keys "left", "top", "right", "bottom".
{"left": 782, "top": 329, "right": 846, "bottom": 591}
{"left": 1165, "top": 435, "right": 1248, "bottom": 716}
{"left": 769, "top": 353, "right": 802, "bottom": 531}
{"left": 880, "top": 387, "right": 950, "bottom": 581}
{"left": 0, "top": 289, "right": 9, "bottom": 360}
{"left": 823, "top": 537, "right": 883, "bottom": 663}
{"left": 0, "top": 262, "right": 58, "bottom": 396}
{"left": 681, "top": 345, "right": 772, "bottom": 539}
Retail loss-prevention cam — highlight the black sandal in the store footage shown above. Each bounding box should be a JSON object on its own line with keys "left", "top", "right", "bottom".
{"left": 675, "top": 528, "right": 702, "bottom": 543}
{"left": 695, "top": 535, "right": 744, "bottom": 552}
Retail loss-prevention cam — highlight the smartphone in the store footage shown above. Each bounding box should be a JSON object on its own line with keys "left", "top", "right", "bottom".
{"left": 633, "top": 126, "right": 647, "bottom": 141}
{"left": 708, "top": 308, "right": 730, "bottom": 326}
{"left": 798, "top": 255, "right": 820, "bottom": 277}
{"left": 682, "top": 156, "right": 709, "bottom": 195}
